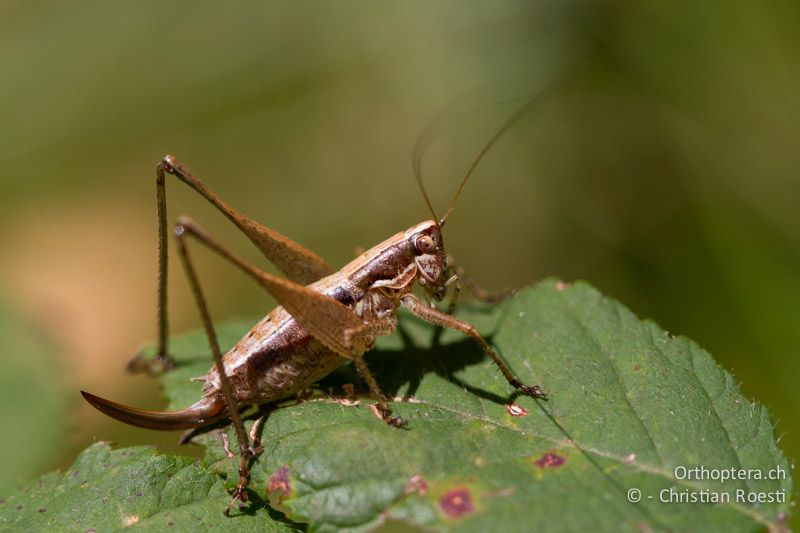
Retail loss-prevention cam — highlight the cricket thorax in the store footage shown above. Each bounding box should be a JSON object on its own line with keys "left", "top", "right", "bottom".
{"left": 344, "top": 220, "right": 446, "bottom": 296}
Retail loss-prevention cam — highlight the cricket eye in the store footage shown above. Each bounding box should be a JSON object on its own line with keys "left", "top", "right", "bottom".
{"left": 415, "top": 235, "right": 435, "bottom": 254}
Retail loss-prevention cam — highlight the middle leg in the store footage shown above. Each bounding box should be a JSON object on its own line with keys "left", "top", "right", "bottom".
{"left": 401, "top": 293, "right": 547, "bottom": 400}
{"left": 343, "top": 317, "right": 403, "bottom": 427}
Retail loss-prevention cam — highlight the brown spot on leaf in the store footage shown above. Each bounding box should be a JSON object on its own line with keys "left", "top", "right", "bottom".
{"left": 506, "top": 403, "right": 528, "bottom": 417}
{"left": 38, "top": 508, "right": 46, "bottom": 513}
{"left": 404, "top": 475, "right": 428, "bottom": 496}
{"left": 439, "top": 487, "right": 474, "bottom": 518}
{"left": 633, "top": 364, "right": 641, "bottom": 371}
{"left": 534, "top": 453, "right": 566, "bottom": 468}
{"left": 556, "top": 281, "right": 571, "bottom": 291}
{"left": 267, "top": 466, "right": 292, "bottom": 499}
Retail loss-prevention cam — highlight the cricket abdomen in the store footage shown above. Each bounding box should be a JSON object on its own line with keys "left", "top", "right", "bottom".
{"left": 205, "top": 255, "right": 410, "bottom": 406}
{"left": 203, "top": 273, "right": 366, "bottom": 406}
{"left": 206, "top": 306, "right": 347, "bottom": 405}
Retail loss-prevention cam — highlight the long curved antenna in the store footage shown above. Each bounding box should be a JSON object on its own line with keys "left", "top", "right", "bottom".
{"left": 413, "top": 95, "right": 529, "bottom": 225}
{"left": 439, "top": 54, "right": 599, "bottom": 226}
{"left": 438, "top": 19, "right": 647, "bottom": 227}
{"left": 413, "top": 145, "right": 440, "bottom": 223}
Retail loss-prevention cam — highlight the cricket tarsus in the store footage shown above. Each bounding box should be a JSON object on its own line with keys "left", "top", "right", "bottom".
{"left": 83, "top": 153, "right": 546, "bottom": 513}
{"left": 126, "top": 351, "right": 175, "bottom": 375}
{"left": 517, "top": 383, "right": 548, "bottom": 401}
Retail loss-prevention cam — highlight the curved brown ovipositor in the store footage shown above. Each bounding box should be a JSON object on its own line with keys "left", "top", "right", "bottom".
{"left": 80, "top": 391, "right": 225, "bottom": 431}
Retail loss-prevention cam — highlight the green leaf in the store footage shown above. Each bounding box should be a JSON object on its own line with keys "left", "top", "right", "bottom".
{"left": 2, "top": 280, "right": 791, "bottom": 532}
{"left": 0, "top": 442, "right": 296, "bottom": 532}
{"left": 0, "top": 301, "right": 67, "bottom": 496}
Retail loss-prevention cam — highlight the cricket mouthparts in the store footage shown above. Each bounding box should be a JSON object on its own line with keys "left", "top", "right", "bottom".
{"left": 81, "top": 390, "right": 226, "bottom": 431}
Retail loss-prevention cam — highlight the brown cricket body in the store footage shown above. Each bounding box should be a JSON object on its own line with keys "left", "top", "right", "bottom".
{"left": 83, "top": 220, "right": 449, "bottom": 431}
{"left": 82, "top": 131, "right": 548, "bottom": 509}
{"left": 79, "top": 45, "right": 617, "bottom": 510}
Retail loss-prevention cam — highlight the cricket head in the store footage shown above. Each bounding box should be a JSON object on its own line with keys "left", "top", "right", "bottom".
{"left": 405, "top": 220, "right": 451, "bottom": 301}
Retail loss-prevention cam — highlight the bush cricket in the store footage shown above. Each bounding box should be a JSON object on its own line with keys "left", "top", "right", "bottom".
{"left": 81, "top": 150, "right": 547, "bottom": 510}
{"left": 78, "top": 68, "right": 603, "bottom": 510}
{"left": 76, "top": 21, "right": 646, "bottom": 515}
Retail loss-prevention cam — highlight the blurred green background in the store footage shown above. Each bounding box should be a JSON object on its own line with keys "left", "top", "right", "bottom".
{"left": 1, "top": 0, "right": 798, "bottom": 522}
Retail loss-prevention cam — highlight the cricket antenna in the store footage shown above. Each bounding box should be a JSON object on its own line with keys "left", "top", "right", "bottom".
{"left": 435, "top": 17, "right": 645, "bottom": 227}
{"left": 413, "top": 144, "right": 440, "bottom": 224}
{"left": 413, "top": 97, "right": 523, "bottom": 226}
{"left": 440, "top": 53, "right": 600, "bottom": 227}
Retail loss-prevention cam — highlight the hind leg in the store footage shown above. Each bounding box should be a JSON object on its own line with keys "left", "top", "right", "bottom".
{"left": 130, "top": 155, "right": 334, "bottom": 374}
{"left": 171, "top": 219, "right": 255, "bottom": 513}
